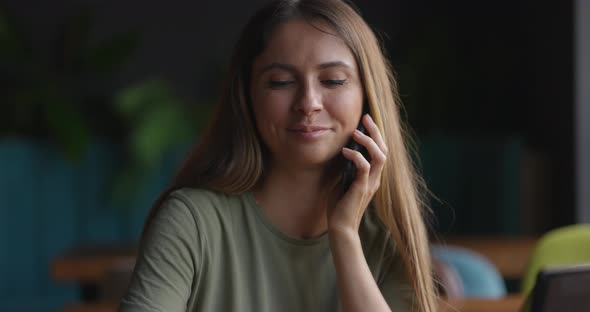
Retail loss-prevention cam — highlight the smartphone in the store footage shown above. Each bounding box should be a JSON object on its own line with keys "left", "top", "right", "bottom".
{"left": 341, "top": 107, "right": 371, "bottom": 195}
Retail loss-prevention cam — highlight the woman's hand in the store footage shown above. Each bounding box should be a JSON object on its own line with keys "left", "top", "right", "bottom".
{"left": 327, "top": 113, "right": 388, "bottom": 236}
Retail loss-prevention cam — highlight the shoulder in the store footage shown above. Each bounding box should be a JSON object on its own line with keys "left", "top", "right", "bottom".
{"left": 168, "top": 187, "right": 239, "bottom": 218}
{"left": 170, "top": 187, "right": 229, "bottom": 210}
{"left": 151, "top": 188, "right": 223, "bottom": 231}
{"left": 165, "top": 187, "right": 245, "bottom": 237}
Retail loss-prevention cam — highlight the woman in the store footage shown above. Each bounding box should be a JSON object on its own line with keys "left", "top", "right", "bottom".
{"left": 120, "top": 0, "right": 437, "bottom": 311}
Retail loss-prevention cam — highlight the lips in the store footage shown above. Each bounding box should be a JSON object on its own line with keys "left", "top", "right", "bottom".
{"left": 287, "top": 125, "right": 330, "bottom": 132}
{"left": 287, "top": 124, "right": 331, "bottom": 140}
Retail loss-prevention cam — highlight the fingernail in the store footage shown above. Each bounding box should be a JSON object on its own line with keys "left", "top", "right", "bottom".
{"left": 354, "top": 129, "right": 363, "bottom": 136}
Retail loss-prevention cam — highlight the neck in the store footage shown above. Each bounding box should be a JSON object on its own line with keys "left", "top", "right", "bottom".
{"left": 253, "top": 162, "right": 335, "bottom": 239}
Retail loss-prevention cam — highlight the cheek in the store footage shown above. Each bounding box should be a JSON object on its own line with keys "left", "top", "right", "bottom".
{"left": 326, "top": 89, "right": 363, "bottom": 128}
{"left": 253, "top": 94, "right": 289, "bottom": 121}
{"left": 251, "top": 91, "right": 292, "bottom": 134}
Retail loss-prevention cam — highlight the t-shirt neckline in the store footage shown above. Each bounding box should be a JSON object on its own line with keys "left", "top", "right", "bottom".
{"left": 244, "top": 192, "right": 330, "bottom": 247}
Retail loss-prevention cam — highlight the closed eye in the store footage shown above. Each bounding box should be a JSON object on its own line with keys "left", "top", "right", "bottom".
{"left": 322, "top": 79, "right": 347, "bottom": 86}
{"left": 269, "top": 80, "right": 294, "bottom": 88}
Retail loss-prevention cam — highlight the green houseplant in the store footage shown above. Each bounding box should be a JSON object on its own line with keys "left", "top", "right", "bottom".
{"left": 0, "top": 6, "right": 212, "bottom": 208}
{"left": 0, "top": 5, "right": 213, "bottom": 310}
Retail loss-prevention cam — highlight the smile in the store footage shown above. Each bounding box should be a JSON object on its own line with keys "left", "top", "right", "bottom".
{"left": 287, "top": 125, "right": 330, "bottom": 140}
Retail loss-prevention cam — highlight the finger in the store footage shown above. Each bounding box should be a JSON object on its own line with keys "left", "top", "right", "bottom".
{"left": 341, "top": 148, "right": 375, "bottom": 217}
{"left": 342, "top": 147, "right": 371, "bottom": 185}
{"left": 362, "top": 114, "right": 388, "bottom": 156}
{"left": 351, "top": 128, "right": 386, "bottom": 186}
{"left": 352, "top": 129, "right": 386, "bottom": 168}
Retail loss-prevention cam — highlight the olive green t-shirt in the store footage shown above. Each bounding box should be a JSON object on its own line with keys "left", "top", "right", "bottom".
{"left": 119, "top": 188, "right": 415, "bottom": 312}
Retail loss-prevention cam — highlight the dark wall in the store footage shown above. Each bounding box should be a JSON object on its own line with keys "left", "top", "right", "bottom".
{"left": 2, "top": 0, "right": 575, "bottom": 233}
{"left": 2, "top": 0, "right": 268, "bottom": 100}
{"left": 360, "top": 0, "right": 575, "bottom": 233}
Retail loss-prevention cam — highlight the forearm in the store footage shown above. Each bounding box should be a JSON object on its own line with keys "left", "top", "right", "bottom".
{"left": 329, "top": 229, "right": 392, "bottom": 312}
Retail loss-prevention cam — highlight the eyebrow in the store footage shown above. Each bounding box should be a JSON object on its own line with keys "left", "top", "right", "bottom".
{"left": 258, "top": 61, "right": 352, "bottom": 75}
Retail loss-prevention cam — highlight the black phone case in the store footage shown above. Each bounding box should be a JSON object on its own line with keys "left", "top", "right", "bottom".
{"left": 341, "top": 111, "right": 371, "bottom": 195}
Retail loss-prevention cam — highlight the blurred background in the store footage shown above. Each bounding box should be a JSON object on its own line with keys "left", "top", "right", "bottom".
{"left": 0, "top": 0, "right": 588, "bottom": 311}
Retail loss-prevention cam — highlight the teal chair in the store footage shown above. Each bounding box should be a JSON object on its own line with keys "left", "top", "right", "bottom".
{"left": 431, "top": 245, "right": 507, "bottom": 298}
{"left": 521, "top": 224, "right": 590, "bottom": 295}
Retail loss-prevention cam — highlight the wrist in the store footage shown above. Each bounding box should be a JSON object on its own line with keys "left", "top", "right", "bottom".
{"left": 328, "top": 226, "right": 361, "bottom": 246}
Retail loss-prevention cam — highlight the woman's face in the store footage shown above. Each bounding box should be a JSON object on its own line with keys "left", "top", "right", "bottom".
{"left": 250, "top": 19, "right": 364, "bottom": 170}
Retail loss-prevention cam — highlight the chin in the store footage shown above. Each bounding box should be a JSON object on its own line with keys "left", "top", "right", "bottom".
{"left": 288, "top": 149, "right": 340, "bottom": 168}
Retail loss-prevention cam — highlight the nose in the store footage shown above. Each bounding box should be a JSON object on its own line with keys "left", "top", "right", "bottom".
{"left": 294, "top": 82, "right": 323, "bottom": 116}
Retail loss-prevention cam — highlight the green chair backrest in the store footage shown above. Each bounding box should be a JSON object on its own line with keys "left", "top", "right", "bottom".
{"left": 522, "top": 224, "right": 590, "bottom": 294}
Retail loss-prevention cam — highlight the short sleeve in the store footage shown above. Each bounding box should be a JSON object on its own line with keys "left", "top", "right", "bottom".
{"left": 378, "top": 242, "right": 417, "bottom": 311}
{"left": 119, "top": 194, "right": 201, "bottom": 312}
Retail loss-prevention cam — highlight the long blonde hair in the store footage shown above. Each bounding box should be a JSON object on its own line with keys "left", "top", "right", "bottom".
{"left": 144, "top": 0, "right": 436, "bottom": 310}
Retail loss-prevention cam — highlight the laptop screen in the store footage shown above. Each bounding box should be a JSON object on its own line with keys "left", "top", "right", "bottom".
{"left": 531, "top": 264, "right": 590, "bottom": 312}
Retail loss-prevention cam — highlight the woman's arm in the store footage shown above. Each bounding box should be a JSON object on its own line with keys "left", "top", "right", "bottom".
{"left": 330, "top": 228, "right": 392, "bottom": 312}
{"left": 328, "top": 114, "right": 393, "bottom": 312}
